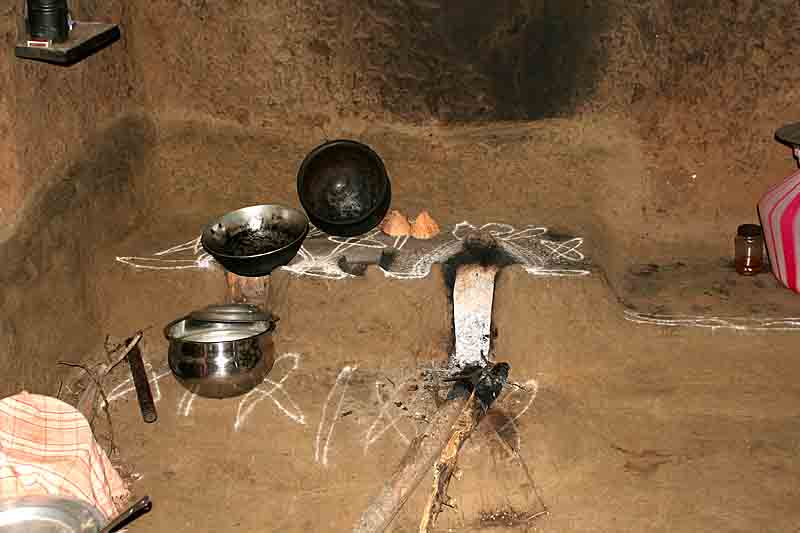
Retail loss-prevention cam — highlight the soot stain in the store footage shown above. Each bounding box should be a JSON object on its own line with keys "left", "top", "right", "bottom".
{"left": 442, "top": 231, "right": 518, "bottom": 301}
{"left": 349, "top": 0, "right": 613, "bottom": 121}
{"left": 219, "top": 220, "right": 296, "bottom": 256}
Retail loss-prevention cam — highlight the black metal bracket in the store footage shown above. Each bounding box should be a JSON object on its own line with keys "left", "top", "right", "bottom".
{"left": 15, "top": 20, "right": 120, "bottom": 66}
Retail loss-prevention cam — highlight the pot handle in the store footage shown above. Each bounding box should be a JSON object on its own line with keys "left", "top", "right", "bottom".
{"left": 163, "top": 315, "right": 191, "bottom": 340}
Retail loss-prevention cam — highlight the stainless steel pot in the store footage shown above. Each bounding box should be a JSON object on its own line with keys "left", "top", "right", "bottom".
{"left": 164, "top": 304, "right": 276, "bottom": 399}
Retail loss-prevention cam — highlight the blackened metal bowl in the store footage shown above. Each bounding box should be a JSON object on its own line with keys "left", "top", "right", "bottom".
{"left": 297, "top": 140, "right": 392, "bottom": 237}
{"left": 201, "top": 204, "right": 309, "bottom": 277}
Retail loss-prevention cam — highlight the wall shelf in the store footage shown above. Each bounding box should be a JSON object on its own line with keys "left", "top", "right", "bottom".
{"left": 15, "top": 21, "right": 120, "bottom": 66}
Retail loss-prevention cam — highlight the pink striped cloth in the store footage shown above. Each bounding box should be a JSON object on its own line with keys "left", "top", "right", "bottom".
{"left": 759, "top": 167, "right": 800, "bottom": 292}
{"left": 0, "top": 391, "right": 129, "bottom": 519}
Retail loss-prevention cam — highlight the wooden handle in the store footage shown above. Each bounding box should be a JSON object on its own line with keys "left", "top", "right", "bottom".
{"left": 126, "top": 341, "right": 157, "bottom": 424}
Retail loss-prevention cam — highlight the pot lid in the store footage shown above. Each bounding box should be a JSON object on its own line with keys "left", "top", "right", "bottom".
{"left": 776, "top": 122, "right": 800, "bottom": 146}
{"left": 189, "top": 303, "right": 272, "bottom": 323}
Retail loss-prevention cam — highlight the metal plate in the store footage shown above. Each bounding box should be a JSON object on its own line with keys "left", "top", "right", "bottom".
{"left": 0, "top": 496, "right": 104, "bottom": 533}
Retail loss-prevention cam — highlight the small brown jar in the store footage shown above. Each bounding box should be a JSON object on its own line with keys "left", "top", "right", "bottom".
{"left": 735, "top": 224, "right": 764, "bottom": 276}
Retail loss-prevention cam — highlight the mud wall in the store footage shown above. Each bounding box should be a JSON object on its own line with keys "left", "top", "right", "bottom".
{"left": 0, "top": 0, "right": 142, "bottom": 233}
{"left": 0, "top": 0, "right": 800, "bottom": 238}
{"left": 130, "top": 0, "right": 611, "bottom": 124}
{"left": 128, "top": 0, "right": 800, "bottom": 251}
{"left": 598, "top": 1, "right": 800, "bottom": 252}
{"left": 0, "top": 0, "right": 145, "bottom": 395}
{"left": 1, "top": 0, "right": 800, "bottom": 395}
{"left": 4, "top": 0, "right": 800, "bottom": 248}
{"left": 0, "top": 6, "right": 20, "bottom": 229}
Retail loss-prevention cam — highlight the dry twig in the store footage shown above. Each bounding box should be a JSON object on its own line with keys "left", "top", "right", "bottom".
{"left": 418, "top": 390, "right": 484, "bottom": 532}
{"left": 418, "top": 363, "right": 510, "bottom": 532}
{"left": 57, "top": 361, "right": 117, "bottom": 456}
{"left": 353, "top": 364, "right": 510, "bottom": 533}
{"left": 73, "top": 332, "right": 142, "bottom": 421}
{"left": 58, "top": 331, "right": 144, "bottom": 457}
{"left": 352, "top": 392, "right": 469, "bottom": 533}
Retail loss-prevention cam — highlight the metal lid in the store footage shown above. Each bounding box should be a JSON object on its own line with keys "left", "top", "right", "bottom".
{"left": 776, "top": 122, "right": 800, "bottom": 146}
{"left": 189, "top": 304, "right": 272, "bottom": 323}
{"left": 737, "top": 224, "right": 762, "bottom": 238}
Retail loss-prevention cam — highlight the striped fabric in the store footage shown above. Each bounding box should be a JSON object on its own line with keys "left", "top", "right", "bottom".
{"left": 0, "top": 391, "right": 128, "bottom": 519}
{"left": 759, "top": 167, "right": 800, "bottom": 292}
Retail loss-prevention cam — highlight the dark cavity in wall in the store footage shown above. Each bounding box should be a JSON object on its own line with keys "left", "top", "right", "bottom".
{"left": 349, "top": 0, "right": 612, "bottom": 121}
{"left": 441, "top": 231, "right": 517, "bottom": 302}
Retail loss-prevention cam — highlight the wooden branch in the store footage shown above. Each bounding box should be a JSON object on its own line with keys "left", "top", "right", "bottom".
{"left": 352, "top": 363, "right": 509, "bottom": 533}
{"left": 418, "top": 390, "right": 483, "bottom": 532}
{"left": 352, "top": 391, "right": 469, "bottom": 533}
{"left": 75, "top": 333, "right": 143, "bottom": 421}
{"left": 420, "top": 362, "right": 511, "bottom": 532}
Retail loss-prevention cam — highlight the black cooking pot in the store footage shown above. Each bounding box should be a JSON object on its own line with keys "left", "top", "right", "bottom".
{"left": 200, "top": 204, "right": 309, "bottom": 277}
{"left": 297, "top": 140, "right": 391, "bottom": 237}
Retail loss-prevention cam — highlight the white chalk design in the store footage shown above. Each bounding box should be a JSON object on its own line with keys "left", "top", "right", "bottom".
{"left": 171, "top": 353, "right": 306, "bottom": 428}
{"left": 115, "top": 221, "right": 590, "bottom": 280}
{"left": 115, "top": 237, "right": 214, "bottom": 271}
{"left": 624, "top": 310, "right": 800, "bottom": 332}
{"left": 314, "top": 366, "right": 357, "bottom": 467}
{"left": 176, "top": 389, "right": 197, "bottom": 418}
{"left": 363, "top": 379, "right": 414, "bottom": 454}
{"left": 234, "top": 353, "right": 306, "bottom": 431}
{"left": 382, "top": 222, "right": 591, "bottom": 280}
{"left": 106, "top": 352, "right": 306, "bottom": 428}
{"left": 494, "top": 379, "right": 539, "bottom": 452}
{"left": 283, "top": 228, "right": 390, "bottom": 280}
{"left": 454, "top": 222, "right": 588, "bottom": 277}
{"left": 106, "top": 360, "right": 170, "bottom": 404}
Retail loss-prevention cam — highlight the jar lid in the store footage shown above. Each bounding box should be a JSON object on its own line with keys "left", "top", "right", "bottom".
{"left": 737, "top": 224, "right": 763, "bottom": 237}
{"left": 776, "top": 122, "right": 800, "bottom": 147}
{"left": 189, "top": 303, "right": 272, "bottom": 323}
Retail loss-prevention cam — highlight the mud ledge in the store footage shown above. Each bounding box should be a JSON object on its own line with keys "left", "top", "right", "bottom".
{"left": 2, "top": 115, "right": 796, "bottom": 398}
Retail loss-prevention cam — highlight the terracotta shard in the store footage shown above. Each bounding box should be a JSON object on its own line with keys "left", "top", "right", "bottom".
{"left": 381, "top": 210, "right": 412, "bottom": 237}
{"left": 411, "top": 210, "right": 440, "bottom": 239}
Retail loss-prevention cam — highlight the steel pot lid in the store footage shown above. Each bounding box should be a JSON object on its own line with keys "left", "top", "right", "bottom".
{"left": 189, "top": 304, "right": 272, "bottom": 323}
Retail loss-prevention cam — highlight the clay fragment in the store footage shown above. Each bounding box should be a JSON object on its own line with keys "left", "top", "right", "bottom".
{"left": 381, "top": 210, "right": 412, "bottom": 237}
{"left": 411, "top": 210, "right": 440, "bottom": 239}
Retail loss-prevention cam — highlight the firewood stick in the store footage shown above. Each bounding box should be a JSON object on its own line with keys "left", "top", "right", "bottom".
{"left": 352, "top": 389, "right": 470, "bottom": 533}
{"left": 420, "top": 362, "right": 510, "bottom": 532}
{"left": 418, "top": 389, "right": 483, "bottom": 532}
{"left": 353, "top": 363, "right": 509, "bottom": 533}
{"left": 127, "top": 341, "right": 157, "bottom": 423}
